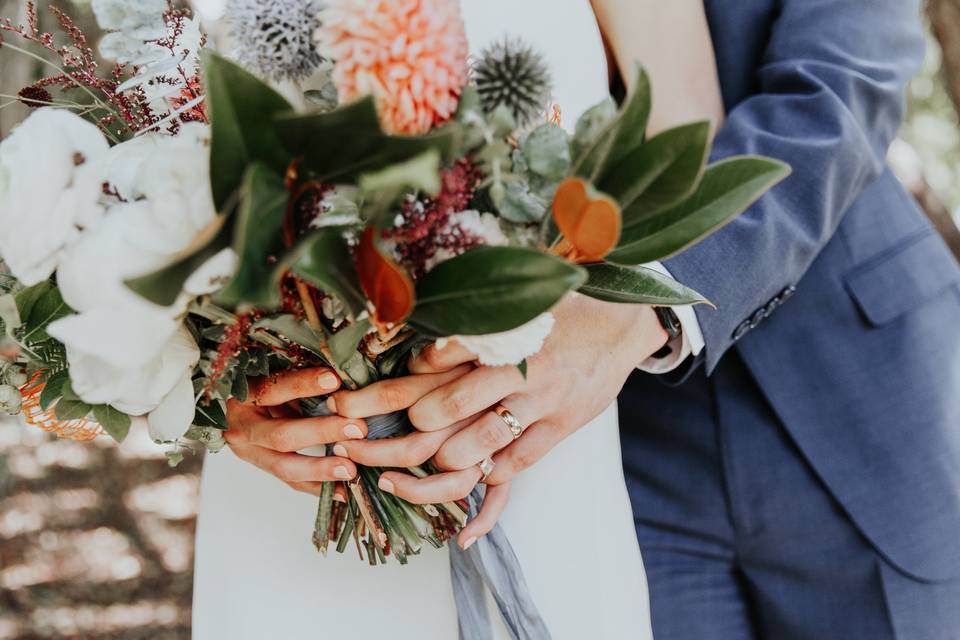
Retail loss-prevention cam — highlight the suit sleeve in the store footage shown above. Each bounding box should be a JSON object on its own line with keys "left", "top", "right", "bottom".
{"left": 663, "top": 0, "right": 926, "bottom": 374}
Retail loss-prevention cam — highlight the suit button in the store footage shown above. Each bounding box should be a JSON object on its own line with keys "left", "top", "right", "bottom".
{"left": 749, "top": 308, "right": 766, "bottom": 328}
{"left": 732, "top": 321, "right": 751, "bottom": 341}
{"left": 780, "top": 285, "right": 797, "bottom": 302}
{"left": 764, "top": 299, "right": 780, "bottom": 317}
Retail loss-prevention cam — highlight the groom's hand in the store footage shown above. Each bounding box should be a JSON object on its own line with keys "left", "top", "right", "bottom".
{"left": 331, "top": 294, "right": 668, "bottom": 526}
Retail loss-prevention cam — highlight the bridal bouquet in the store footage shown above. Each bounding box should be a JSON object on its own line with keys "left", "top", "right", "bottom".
{"left": 0, "top": 0, "right": 789, "bottom": 564}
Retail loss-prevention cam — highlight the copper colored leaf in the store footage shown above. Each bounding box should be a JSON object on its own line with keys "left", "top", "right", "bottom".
{"left": 356, "top": 227, "right": 415, "bottom": 329}
{"left": 551, "top": 177, "right": 622, "bottom": 263}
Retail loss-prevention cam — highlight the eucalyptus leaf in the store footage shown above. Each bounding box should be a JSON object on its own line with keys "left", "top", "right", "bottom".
{"left": 521, "top": 124, "right": 570, "bottom": 180}
{"left": 409, "top": 247, "right": 586, "bottom": 337}
{"left": 18, "top": 283, "right": 72, "bottom": 343}
{"left": 253, "top": 315, "right": 328, "bottom": 358}
{"left": 608, "top": 156, "right": 792, "bottom": 265}
{"left": 194, "top": 398, "right": 228, "bottom": 430}
{"left": 599, "top": 121, "right": 711, "bottom": 220}
{"left": 328, "top": 318, "right": 372, "bottom": 368}
{"left": 571, "top": 98, "right": 617, "bottom": 159}
{"left": 55, "top": 397, "right": 92, "bottom": 422}
{"left": 580, "top": 264, "right": 709, "bottom": 306}
{"left": 93, "top": 405, "right": 132, "bottom": 443}
{"left": 215, "top": 163, "right": 289, "bottom": 309}
{"left": 202, "top": 50, "right": 294, "bottom": 210}
{"left": 498, "top": 181, "right": 548, "bottom": 223}
{"left": 290, "top": 229, "right": 367, "bottom": 319}
{"left": 274, "top": 98, "right": 459, "bottom": 184}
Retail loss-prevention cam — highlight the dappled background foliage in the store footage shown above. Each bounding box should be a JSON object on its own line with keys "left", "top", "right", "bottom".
{"left": 1, "top": 1, "right": 959, "bottom": 638}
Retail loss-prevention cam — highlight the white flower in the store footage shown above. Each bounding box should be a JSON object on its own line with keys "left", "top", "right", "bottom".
{"left": 92, "top": 0, "right": 167, "bottom": 40}
{"left": 0, "top": 385, "right": 22, "bottom": 415}
{"left": 438, "top": 312, "right": 555, "bottom": 367}
{"left": 228, "top": 0, "right": 325, "bottom": 82}
{"left": 0, "top": 109, "right": 108, "bottom": 285}
{"left": 449, "top": 210, "right": 510, "bottom": 246}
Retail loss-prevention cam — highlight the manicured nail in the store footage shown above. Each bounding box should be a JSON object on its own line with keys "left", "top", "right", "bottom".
{"left": 326, "top": 396, "right": 337, "bottom": 413}
{"left": 318, "top": 372, "right": 339, "bottom": 391}
{"left": 333, "top": 444, "right": 348, "bottom": 458}
{"left": 334, "top": 465, "right": 352, "bottom": 480}
{"left": 461, "top": 536, "right": 477, "bottom": 551}
{"left": 378, "top": 477, "right": 395, "bottom": 494}
{"left": 343, "top": 423, "right": 364, "bottom": 439}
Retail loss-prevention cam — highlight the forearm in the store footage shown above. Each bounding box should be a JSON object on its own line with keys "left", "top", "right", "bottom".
{"left": 590, "top": 0, "right": 724, "bottom": 134}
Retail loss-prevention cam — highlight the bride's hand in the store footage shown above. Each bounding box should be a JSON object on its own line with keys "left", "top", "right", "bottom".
{"left": 330, "top": 295, "right": 669, "bottom": 542}
{"left": 224, "top": 367, "right": 368, "bottom": 495}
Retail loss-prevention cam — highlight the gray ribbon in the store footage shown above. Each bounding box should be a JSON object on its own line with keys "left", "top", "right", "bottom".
{"left": 305, "top": 403, "right": 551, "bottom": 639}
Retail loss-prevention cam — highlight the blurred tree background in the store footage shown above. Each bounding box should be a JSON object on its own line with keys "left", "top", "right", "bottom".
{"left": 1, "top": 1, "right": 960, "bottom": 639}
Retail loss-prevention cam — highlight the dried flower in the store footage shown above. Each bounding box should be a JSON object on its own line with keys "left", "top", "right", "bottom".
{"left": 317, "top": 0, "right": 469, "bottom": 134}
{"left": 228, "top": 0, "right": 325, "bottom": 82}
{"left": 473, "top": 37, "right": 552, "bottom": 126}
{"left": 17, "top": 85, "right": 53, "bottom": 108}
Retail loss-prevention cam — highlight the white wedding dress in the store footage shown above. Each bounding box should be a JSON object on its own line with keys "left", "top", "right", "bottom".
{"left": 192, "top": 2, "right": 652, "bottom": 638}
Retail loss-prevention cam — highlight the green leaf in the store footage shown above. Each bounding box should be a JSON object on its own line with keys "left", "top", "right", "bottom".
{"left": 498, "top": 181, "right": 549, "bottom": 223}
{"left": 126, "top": 219, "right": 233, "bottom": 307}
{"left": 273, "top": 97, "right": 460, "bottom": 184}
{"left": 0, "top": 293, "right": 21, "bottom": 336}
{"left": 522, "top": 124, "right": 570, "bottom": 180}
{"left": 231, "top": 373, "right": 249, "bottom": 403}
{"left": 202, "top": 50, "right": 294, "bottom": 210}
{"left": 40, "top": 369, "right": 70, "bottom": 410}
{"left": 608, "top": 156, "right": 792, "bottom": 265}
{"left": 92, "top": 405, "right": 132, "bottom": 443}
{"left": 359, "top": 150, "right": 441, "bottom": 228}
{"left": 290, "top": 229, "right": 367, "bottom": 319}
{"left": 517, "top": 360, "right": 528, "bottom": 380}
{"left": 409, "top": 247, "right": 587, "bottom": 337}
{"left": 194, "top": 399, "right": 228, "bottom": 430}
{"left": 253, "top": 315, "right": 328, "bottom": 358}
{"left": 571, "top": 98, "right": 617, "bottom": 160}
{"left": 214, "top": 163, "right": 290, "bottom": 309}
{"left": 328, "top": 318, "right": 372, "bottom": 368}
{"left": 599, "top": 121, "right": 711, "bottom": 221}
{"left": 18, "top": 283, "right": 72, "bottom": 343}
{"left": 55, "top": 397, "right": 92, "bottom": 422}
{"left": 580, "top": 264, "right": 710, "bottom": 306}
{"left": 574, "top": 66, "right": 652, "bottom": 182}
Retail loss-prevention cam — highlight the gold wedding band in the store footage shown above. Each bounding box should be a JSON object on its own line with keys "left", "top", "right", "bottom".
{"left": 478, "top": 457, "right": 496, "bottom": 482}
{"left": 495, "top": 405, "right": 525, "bottom": 440}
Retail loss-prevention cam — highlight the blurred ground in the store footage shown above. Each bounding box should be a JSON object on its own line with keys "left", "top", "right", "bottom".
{"left": 0, "top": 419, "right": 201, "bottom": 639}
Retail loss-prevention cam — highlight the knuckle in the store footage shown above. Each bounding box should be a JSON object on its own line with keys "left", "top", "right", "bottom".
{"left": 442, "top": 389, "right": 471, "bottom": 420}
{"left": 510, "top": 448, "right": 539, "bottom": 475}
{"left": 267, "top": 427, "right": 296, "bottom": 452}
{"left": 378, "top": 381, "right": 408, "bottom": 410}
{"left": 478, "top": 419, "right": 509, "bottom": 451}
{"left": 272, "top": 460, "right": 295, "bottom": 482}
{"left": 408, "top": 437, "right": 438, "bottom": 466}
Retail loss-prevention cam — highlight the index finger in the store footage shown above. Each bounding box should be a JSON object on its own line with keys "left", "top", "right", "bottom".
{"left": 329, "top": 364, "right": 472, "bottom": 419}
{"left": 409, "top": 340, "right": 477, "bottom": 374}
{"left": 250, "top": 368, "right": 342, "bottom": 407}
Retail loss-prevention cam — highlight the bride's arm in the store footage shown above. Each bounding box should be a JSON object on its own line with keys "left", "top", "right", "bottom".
{"left": 590, "top": 0, "right": 725, "bottom": 135}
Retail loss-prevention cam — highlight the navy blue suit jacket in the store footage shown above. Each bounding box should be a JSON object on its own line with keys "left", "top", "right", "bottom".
{"left": 661, "top": 0, "right": 960, "bottom": 581}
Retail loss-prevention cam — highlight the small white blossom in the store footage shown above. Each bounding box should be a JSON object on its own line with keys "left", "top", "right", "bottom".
{"left": 91, "top": 0, "right": 167, "bottom": 40}
{"left": 449, "top": 210, "right": 510, "bottom": 246}
{"left": 0, "top": 109, "right": 108, "bottom": 285}
{"left": 438, "top": 312, "right": 555, "bottom": 367}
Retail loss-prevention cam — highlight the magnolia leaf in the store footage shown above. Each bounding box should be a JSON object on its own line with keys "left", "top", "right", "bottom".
{"left": 599, "top": 121, "right": 711, "bottom": 221}
{"left": 17, "top": 282, "right": 72, "bottom": 343}
{"left": 274, "top": 98, "right": 459, "bottom": 184}
{"left": 608, "top": 156, "right": 792, "bottom": 265}
{"left": 409, "top": 247, "right": 586, "bottom": 337}
{"left": 290, "top": 230, "right": 367, "bottom": 319}
{"left": 194, "top": 398, "right": 229, "bottom": 430}
{"left": 355, "top": 227, "right": 415, "bottom": 330}
{"left": 552, "top": 177, "right": 622, "bottom": 263}
{"left": 359, "top": 150, "right": 442, "bottom": 228}
{"left": 40, "top": 369, "right": 70, "bottom": 410}
{"left": 574, "top": 66, "right": 652, "bottom": 182}
{"left": 202, "top": 50, "right": 294, "bottom": 210}
{"left": 580, "top": 264, "right": 710, "bottom": 306}
{"left": 92, "top": 405, "right": 132, "bottom": 443}
{"left": 329, "top": 318, "right": 372, "bottom": 368}
{"left": 215, "top": 163, "right": 289, "bottom": 309}
{"left": 522, "top": 124, "right": 570, "bottom": 180}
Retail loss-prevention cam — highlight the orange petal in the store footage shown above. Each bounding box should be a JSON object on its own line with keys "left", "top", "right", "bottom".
{"left": 356, "top": 227, "right": 415, "bottom": 330}
{"left": 552, "top": 177, "right": 622, "bottom": 263}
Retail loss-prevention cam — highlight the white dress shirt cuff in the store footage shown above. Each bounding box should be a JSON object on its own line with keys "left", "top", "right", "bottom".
{"left": 636, "top": 262, "right": 706, "bottom": 374}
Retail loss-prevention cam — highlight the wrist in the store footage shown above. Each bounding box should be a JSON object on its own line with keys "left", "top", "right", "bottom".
{"left": 637, "top": 305, "right": 670, "bottom": 361}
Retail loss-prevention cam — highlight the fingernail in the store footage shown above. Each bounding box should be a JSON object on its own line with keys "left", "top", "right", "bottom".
{"left": 461, "top": 536, "right": 477, "bottom": 551}
{"left": 333, "top": 444, "right": 348, "bottom": 458}
{"left": 378, "top": 477, "right": 395, "bottom": 494}
{"left": 318, "top": 372, "right": 339, "bottom": 390}
{"left": 343, "top": 423, "right": 364, "bottom": 439}
{"left": 326, "top": 396, "right": 337, "bottom": 413}
{"left": 334, "top": 465, "right": 352, "bottom": 480}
